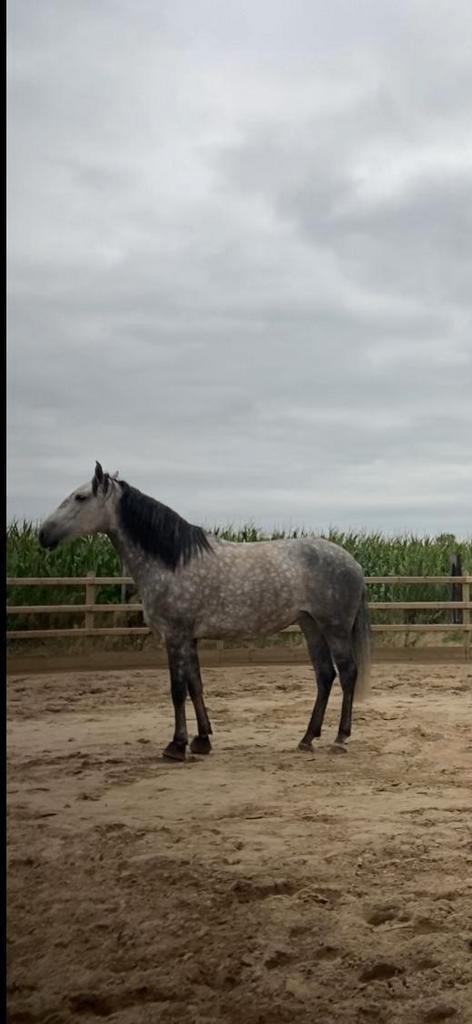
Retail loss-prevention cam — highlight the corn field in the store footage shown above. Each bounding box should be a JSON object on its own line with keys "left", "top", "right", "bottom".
{"left": 6, "top": 520, "right": 472, "bottom": 634}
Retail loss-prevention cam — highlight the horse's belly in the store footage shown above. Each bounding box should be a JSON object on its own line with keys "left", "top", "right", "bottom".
{"left": 193, "top": 600, "right": 298, "bottom": 640}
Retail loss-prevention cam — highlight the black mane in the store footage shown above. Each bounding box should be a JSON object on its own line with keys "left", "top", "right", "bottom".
{"left": 118, "top": 482, "right": 212, "bottom": 570}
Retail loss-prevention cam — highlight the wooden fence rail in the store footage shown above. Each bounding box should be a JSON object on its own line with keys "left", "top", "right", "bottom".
{"left": 6, "top": 576, "right": 472, "bottom": 656}
{"left": 7, "top": 575, "right": 472, "bottom": 586}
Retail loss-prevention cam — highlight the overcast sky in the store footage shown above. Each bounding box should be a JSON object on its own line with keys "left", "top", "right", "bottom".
{"left": 7, "top": 0, "right": 472, "bottom": 536}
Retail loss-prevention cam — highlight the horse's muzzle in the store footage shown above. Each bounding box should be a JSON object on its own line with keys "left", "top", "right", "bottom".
{"left": 38, "top": 527, "right": 59, "bottom": 550}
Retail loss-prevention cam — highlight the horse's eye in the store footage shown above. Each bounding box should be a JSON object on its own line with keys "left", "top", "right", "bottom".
{"left": 75, "top": 494, "right": 88, "bottom": 503}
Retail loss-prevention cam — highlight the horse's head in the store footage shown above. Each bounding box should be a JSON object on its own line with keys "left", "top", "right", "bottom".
{"left": 38, "top": 462, "right": 119, "bottom": 549}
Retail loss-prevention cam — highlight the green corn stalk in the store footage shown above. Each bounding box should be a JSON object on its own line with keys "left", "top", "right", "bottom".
{"left": 7, "top": 520, "right": 472, "bottom": 632}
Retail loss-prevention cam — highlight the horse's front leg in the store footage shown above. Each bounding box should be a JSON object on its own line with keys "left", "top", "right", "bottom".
{"left": 163, "top": 639, "right": 190, "bottom": 761}
{"left": 163, "top": 637, "right": 213, "bottom": 760}
{"left": 186, "top": 639, "right": 213, "bottom": 756}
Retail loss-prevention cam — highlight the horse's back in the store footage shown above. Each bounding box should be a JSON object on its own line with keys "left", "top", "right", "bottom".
{"left": 211, "top": 534, "right": 364, "bottom": 608}
{"left": 212, "top": 534, "right": 363, "bottom": 581}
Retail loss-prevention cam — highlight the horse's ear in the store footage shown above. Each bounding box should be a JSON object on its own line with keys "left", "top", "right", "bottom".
{"left": 92, "top": 461, "right": 104, "bottom": 495}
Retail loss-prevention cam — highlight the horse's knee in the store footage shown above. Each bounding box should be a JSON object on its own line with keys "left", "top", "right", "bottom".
{"left": 320, "top": 661, "right": 336, "bottom": 688}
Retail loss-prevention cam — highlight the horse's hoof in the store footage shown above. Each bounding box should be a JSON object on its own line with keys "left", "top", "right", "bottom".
{"left": 331, "top": 742, "right": 347, "bottom": 754}
{"left": 298, "top": 740, "right": 313, "bottom": 753}
{"left": 162, "top": 741, "right": 187, "bottom": 762}
{"left": 190, "top": 736, "right": 212, "bottom": 755}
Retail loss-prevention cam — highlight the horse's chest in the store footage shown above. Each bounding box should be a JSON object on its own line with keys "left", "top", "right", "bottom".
{"left": 142, "top": 578, "right": 197, "bottom": 628}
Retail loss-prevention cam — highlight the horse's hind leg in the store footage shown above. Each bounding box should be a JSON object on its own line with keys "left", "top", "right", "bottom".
{"left": 298, "top": 613, "right": 336, "bottom": 752}
{"left": 324, "top": 628, "right": 358, "bottom": 749}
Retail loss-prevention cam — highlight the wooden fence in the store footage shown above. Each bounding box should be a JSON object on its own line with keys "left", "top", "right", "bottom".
{"left": 6, "top": 575, "right": 472, "bottom": 657}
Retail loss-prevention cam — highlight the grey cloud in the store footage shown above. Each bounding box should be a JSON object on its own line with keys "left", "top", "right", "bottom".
{"left": 7, "top": 0, "right": 472, "bottom": 536}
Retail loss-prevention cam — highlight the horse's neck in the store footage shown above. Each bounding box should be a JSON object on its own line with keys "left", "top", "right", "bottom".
{"left": 107, "top": 530, "right": 167, "bottom": 593}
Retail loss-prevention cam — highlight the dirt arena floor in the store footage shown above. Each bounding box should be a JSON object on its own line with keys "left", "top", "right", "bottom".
{"left": 8, "top": 662, "right": 472, "bottom": 1024}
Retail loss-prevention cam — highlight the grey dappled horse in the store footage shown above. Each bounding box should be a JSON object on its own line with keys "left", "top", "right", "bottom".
{"left": 39, "top": 463, "right": 371, "bottom": 761}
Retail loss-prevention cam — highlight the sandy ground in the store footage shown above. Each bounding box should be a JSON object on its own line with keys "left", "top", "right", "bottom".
{"left": 7, "top": 662, "right": 472, "bottom": 1024}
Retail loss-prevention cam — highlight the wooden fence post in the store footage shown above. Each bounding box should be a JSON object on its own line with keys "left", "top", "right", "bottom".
{"left": 120, "top": 560, "right": 128, "bottom": 607}
{"left": 114, "top": 560, "right": 127, "bottom": 629}
{"left": 451, "top": 553, "right": 462, "bottom": 624}
{"left": 463, "top": 580, "right": 471, "bottom": 659}
{"left": 85, "top": 573, "right": 96, "bottom": 632}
